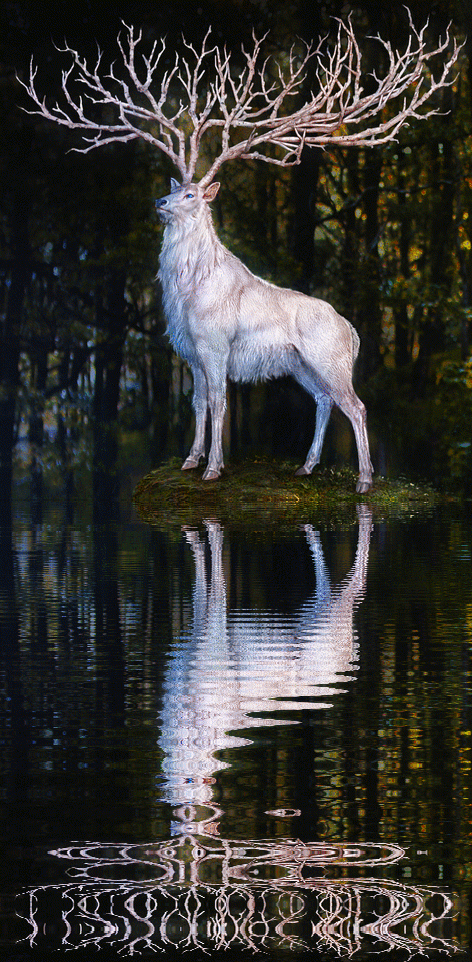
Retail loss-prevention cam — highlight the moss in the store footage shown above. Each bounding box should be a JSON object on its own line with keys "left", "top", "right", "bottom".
{"left": 133, "top": 458, "right": 439, "bottom": 528}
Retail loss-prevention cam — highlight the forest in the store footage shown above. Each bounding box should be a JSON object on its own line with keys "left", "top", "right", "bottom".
{"left": 1, "top": 0, "right": 472, "bottom": 508}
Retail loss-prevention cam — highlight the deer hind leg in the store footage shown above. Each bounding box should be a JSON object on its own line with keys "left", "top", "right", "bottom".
{"left": 335, "top": 388, "right": 373, "bottom": 493}
{"left": 293, "top": 357, "right": 373, "bottom": 492}
{"left": 182, "top": 365, "right": 208, "bottom": 470}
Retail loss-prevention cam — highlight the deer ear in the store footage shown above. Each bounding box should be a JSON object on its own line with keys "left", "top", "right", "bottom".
{"left": 203, "top": 182, "right": 220, "bottom": 202}
{"left": 170, "top": 177, "right": 181, "bottom": 192}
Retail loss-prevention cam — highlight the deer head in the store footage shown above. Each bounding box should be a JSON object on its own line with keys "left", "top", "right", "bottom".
{"left": 155, "top": 178, "right": 220, "bottom": 223}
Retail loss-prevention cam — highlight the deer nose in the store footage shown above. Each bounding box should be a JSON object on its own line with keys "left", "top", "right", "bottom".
{"left": 155, "top": 197, "right": 167, "bottom": 208}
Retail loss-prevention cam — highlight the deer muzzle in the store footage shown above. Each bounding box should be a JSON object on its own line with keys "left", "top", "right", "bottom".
{"left": 155, "top": 197, "right": 171, "bottom": 222}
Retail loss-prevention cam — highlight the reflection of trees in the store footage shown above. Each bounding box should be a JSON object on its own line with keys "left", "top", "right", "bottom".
{"left": 17, "top": 830, "right": 462, "bottom": 957}
{"left": 350, "top": 517, "right": 472, "bottom": 878}
{"left": 0, "top": 516, "right": 170, "bottom": 843}
{"left": 0, "top": 512, "right": 24, "bottom": 814}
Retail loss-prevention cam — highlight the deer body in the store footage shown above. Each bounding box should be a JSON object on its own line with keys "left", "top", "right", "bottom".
{"left": 157, "top": 179, "right": 373, "bottom": 492}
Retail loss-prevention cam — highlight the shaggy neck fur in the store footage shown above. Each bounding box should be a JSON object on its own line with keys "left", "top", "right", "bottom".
{"left": 158, "top": 203, "right": 227, "bottom": 303}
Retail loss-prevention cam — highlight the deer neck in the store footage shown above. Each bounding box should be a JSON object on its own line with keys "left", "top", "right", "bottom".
{"left": 159, "top": 206, "right": 225, "bottom": 292}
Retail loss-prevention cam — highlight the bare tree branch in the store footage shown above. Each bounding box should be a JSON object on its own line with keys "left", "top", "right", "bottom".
{"left": 17, "top": 13, "right": 463, "bottom": 185}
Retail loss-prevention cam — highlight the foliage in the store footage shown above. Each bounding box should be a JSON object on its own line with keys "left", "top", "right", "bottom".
{"left": 435, "top": 356, "right": 472, "bottom": 483}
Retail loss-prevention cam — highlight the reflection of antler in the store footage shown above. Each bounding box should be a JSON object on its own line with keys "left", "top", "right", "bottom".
{"left": 18, "top": 865, "right": 462, "bottom": 957}
{"left": 160, "top": 513, "right": 373, "bottom": 806}
{"left": 49, "top": 836, "right": 406, "bottom": 883}
{"left": 17, "top": 819, "right": 462, "bottom": 957}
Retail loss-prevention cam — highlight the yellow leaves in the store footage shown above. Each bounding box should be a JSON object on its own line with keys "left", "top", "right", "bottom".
{"left": 409, "top": 245, "right": 423, "bottom": 263}
{"left": 436, "top": 357, "right": 472, "bottom": 391}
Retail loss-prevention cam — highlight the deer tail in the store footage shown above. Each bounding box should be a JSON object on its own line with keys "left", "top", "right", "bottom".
{"left": 350, "top": 322, "right": 360, "bottom": 363}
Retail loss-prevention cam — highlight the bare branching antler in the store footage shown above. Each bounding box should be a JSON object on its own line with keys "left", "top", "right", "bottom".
{"left": 18, "top": 13, "right": 462, "bottom": 186}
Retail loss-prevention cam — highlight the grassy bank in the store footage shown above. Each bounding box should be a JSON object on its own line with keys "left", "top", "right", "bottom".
{"left": 133, "top": 458, "right": 439, "bottom": 527}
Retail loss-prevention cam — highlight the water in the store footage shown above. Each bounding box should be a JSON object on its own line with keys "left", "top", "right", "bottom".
{"left": 1, "top": 494, "right": 472, "bottom": 960}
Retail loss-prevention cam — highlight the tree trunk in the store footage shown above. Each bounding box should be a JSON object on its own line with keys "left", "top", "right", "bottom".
{"left": 92, "top": 270, "right": 127, "bottom": 519}
{"left": 395, "top": 149, "right": 411, "bottom": 368}
{"left": 29, "top": 344, "right": 48, "bottom": 509}
{"left": 0, "top": 192, "right": 27, "bottom": 509}
{"left": 415, "top": 94, "right": 455, "bottom": 384}
{"left": 291, "top": 149, "right": 320, "bottom": 294}
{"left": 150, "top": 340, "right": 172, "bottom": 460}
{"left": 360, "top": 150, "right": 382, "bottom": 376}
{"left": 342, "top": 151, "right": 360, "bottom": 324}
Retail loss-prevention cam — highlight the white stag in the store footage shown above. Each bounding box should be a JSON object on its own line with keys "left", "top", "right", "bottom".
{"left": 156, "top": 177, "right": 373, "bottom": 489}
{"left": 20, "top": 18, "right": 460, "bottom": 490}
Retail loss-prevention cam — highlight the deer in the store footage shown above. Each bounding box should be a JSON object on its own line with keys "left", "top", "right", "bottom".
{"left": 18, "top": 16, "right": 461, "bottom": 491}
{"left": 156, "top": 177, "right": 373, "bottom": 489}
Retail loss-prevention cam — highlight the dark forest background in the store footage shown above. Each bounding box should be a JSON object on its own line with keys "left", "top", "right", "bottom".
{"left": 2, "top": 0, "right": 472, "bottom": 509}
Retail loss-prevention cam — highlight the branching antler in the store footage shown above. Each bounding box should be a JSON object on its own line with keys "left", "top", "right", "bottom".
{"left": 18, "top": 13, "right": 462, "bottom": 186}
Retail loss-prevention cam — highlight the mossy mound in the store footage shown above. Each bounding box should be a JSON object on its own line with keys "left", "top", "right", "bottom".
{"left": 133, "top": 458, "right": 439, "bottom": 528}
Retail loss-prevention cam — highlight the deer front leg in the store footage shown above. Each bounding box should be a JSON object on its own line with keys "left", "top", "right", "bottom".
{"left": 182, "top": 365, "right": 208, "bottom": 470}
{"left": 295, "top": 395, "right": 333, "bottom": 476}
{"left": 201, "top": 357, "right": 227, "bottom": 481}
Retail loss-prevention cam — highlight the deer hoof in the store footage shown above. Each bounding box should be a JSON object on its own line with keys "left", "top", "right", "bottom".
{"left": 356, "top": 480, "right": 372, "bottom": 494}
{"left": 294, "top": 465, "right": 310, "bottom": 477}
{"left": 202, "top": 467, "right": 220, "bottom": 481}
{"left": 182, "top": 456, "right": 200, "bottom": 470}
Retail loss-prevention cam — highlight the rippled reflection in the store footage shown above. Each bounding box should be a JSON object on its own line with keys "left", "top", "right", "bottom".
{"left": 3, "top": 505, "right": 472, "bottom": 958}
{"left": 160, "top": 507, "right": 373, "bottom": 806}
{"left": 12, "top": 507, "right": 466, "bottom": 956}
{"left": 18, "top": 825, "right": 461, "bottom": 957}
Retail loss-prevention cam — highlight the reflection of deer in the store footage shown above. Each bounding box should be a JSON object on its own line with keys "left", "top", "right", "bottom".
{"left": 159, "top": 508, "right": 373, "bottom": 805}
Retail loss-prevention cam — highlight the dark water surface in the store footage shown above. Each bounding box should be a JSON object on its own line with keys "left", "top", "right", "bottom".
{"left": 1, "top": 494, "right": 472, "bottom": 960}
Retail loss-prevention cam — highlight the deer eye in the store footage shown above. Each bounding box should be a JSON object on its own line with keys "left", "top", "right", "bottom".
{"left": 185, "top": 192, "right": 194, "bottom": 199}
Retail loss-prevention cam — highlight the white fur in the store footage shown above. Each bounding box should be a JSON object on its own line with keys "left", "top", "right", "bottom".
{"left": 156, "top": 180, "right": 373, "bottom": 492}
